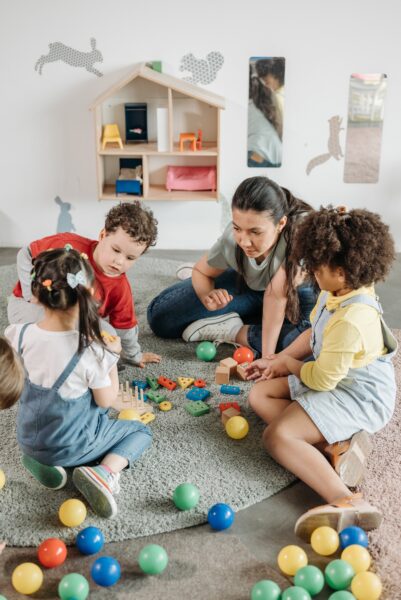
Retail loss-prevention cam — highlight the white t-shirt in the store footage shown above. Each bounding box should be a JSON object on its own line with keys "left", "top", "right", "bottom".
{"left": 5, "top": 324, "right": 118, "bottom": 399}
{"left": 247, "top": 100, "right": 282, "bottom": 165}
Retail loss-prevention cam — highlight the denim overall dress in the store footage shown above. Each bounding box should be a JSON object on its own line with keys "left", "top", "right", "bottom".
{"left": 288, "top": 292, "right": 398, "bottom": 444}
{"left": 17, "top": 324, "right": 152, "bottom": 467}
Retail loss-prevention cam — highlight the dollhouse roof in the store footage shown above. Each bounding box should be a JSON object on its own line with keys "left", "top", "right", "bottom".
{"left": 90, "top": 63, "right": 225, "bottom": 109}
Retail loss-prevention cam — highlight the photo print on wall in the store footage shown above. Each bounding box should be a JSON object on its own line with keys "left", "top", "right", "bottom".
{"left": 179, "top": 52, "right": 224, "bottom": 85}
{"left": 34, "top": 38, "right": 103, "bottom": 77}
{"left": 306, "top": 116, "right": 344, "bottom": 175}
{"left": 247, "top": 57, "right": 285, "bottom": 168}
{"left": 54, "top": 196, "right": 76, "bottom": 233}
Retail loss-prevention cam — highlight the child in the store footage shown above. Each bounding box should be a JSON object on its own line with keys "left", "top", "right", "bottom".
{"left": 246, "top": 206, "right": 397, "bottom": 540}
{"left": 0, "top": 336, "right": 25, "bottom": 409}
{"left": 8, "top": 201, "right": 160, "bottom": 368}
{"left": 5, "top": 248, "right": 153, "bottom": 519}
{"left": 148, "top": 176, "right": 317, "bottom": 358}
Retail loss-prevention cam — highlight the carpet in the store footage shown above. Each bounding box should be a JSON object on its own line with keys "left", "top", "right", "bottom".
{"left": 0, "top": 259, "right": 295, "bottom": 546}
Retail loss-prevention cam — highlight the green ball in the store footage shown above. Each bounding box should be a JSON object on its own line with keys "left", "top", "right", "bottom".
{"left": 0, "top": 596, "right": 8, "bottom": 600}
{"left": 138, "top": 544, "right": 168, "bottom": 575}
{"left": 58, "top": 573, "right": 89, "bottom": 600}
{"left": 294, "top": 565, "right": 324, "bottom": 596}
{"left": 325, "top": 559, "right": 355, "bottom": 590}
{"left": 173, "top": 483, "right": 200, "bottom": 510}
{"left": 328, "top": 592, "right": 356, "bottom": 599}
{"left": 281, "top": 586, "right": 312, "bottom": 600}
{"left": 196, "top": 341, "right": 217, "bottom": 362}
{"left": 251, "top": 579, "right": 281, "bottom": 600}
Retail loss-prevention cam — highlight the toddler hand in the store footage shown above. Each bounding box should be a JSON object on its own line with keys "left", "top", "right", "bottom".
{"left": 138, "top": 352, "right": 161, "bottom": 368}
{"left": 245, "top": 358, "right": 271, "bottom": 381}
{"left": 101, "top": 331, "right": 122, "bottom": 354}
{"left": 263, "top": 355, "right": 290, "bottom": 379}
{"left": 203, "top": 289, "right": 233, "bottom": 311}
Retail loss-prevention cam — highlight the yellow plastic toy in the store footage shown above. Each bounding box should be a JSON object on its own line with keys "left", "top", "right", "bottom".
{"left": 118, "top": 409, "right": 141, "bottom": 421}
{"left": 225, "top": 416, "right": 249, "bottom": 440}
{"left": 177, "top": 377, "right": 195, "bottom": 390}
{"left": 341, "top": 545, "right": 371, "bottom": 573}
{"left": 311, "top": 526, "right": 339, "bottom": 556}
{"left": 59, "top": 499, "right": 87, "bottom": 527}
{"left": 0, "top": 468, "right": 5, "bottom": 490}
{"left": 351, "top": 571, "right": 382, "bottom": 600}
{"left": 159, "top": 401, "right": 173, "bottom": 412}
{"left": 277, "top": 545, "right": 308, "bottom": 576}
{"left": 140, "top": 412, "right": 156, "bottom": 424}
{"left": 102, "top": 124, "right": 123, "bottom": 149}
{"left": 12, "top": 562, "right": 43, "bottom": 595}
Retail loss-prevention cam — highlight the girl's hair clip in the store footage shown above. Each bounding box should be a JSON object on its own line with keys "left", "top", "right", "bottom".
{"left": 67, "top": 270, "right": 87, "bottom": 289}
{"left": 64, "top": 243, "right": 73, "bottom": 252}
{"left": 42, "top": 279, "right": 52, "bottom": 291}
{"left": 336, "top": 205, "right": 348, "bottom": 215}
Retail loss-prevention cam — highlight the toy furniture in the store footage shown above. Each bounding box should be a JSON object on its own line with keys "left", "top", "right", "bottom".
{"left": 102, "top": 124, "right": 123, "bottom": 149}
{"left": 179, "top": 132, "right": 197, "bottom": 152}
{"left": 115, "top": 158, "right": 142, "bottom": 196}
{"left": 166, "top": 165, "right": 217, "bottom": 192}
{"left": 125, "top": 103, "right": 148, "bottom": 142}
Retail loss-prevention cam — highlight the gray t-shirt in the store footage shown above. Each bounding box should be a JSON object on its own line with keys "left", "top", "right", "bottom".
{"left": 207, "top": 223, "right": 286, "bottom": 291}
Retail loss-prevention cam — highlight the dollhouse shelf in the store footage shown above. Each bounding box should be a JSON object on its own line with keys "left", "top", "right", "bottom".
{"left": 90, "top": 63, "right": 225, "bottom": 202}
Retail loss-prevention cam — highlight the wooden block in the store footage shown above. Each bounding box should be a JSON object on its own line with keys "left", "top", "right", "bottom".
{"left": 215, "top": 366, "right": 230, "bottom": 385}
{"left": 219, "top": 357, "right": 238, "bottom": 376}
{"left": 236, "top": 362, "right": 249, "bottom": 381}
{"left": 221, "top": 407, "right": 241, "bottom": 425}
{"left": 219, "top": 402, "right": 240, "bottom": 414}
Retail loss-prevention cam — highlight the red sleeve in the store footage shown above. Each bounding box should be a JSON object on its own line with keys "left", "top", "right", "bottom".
{"left": 106, "top": 278, "right": 137, "bottom": 329}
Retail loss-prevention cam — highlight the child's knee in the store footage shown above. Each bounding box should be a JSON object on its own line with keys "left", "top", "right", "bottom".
{"left": 248, "top": 382, "right": 269, "bottom": 410}
{"left": 263, "top": 421, "right": 286, "bottom": 453}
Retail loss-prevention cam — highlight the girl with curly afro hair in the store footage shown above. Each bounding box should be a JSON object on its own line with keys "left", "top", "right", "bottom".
{"left": 246, "top": 206, "right": 397, "bottom": 540}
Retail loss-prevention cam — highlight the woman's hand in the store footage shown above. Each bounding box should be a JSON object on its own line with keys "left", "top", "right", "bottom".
{"left": 138, "top": 352, "right": 161, "bottom": 369}
{"left": 202, "top": 289, "right": 233, "bottom": 311}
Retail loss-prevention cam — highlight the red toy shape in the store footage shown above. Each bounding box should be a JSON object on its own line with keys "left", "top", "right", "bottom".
{"left": 219, "top": 402, "right": 240, "bottom": 414}
{"left": 194, "top": 379, "right": 206, "bottom": 388}
{"left": 233, "top": 347, "right": 254, "bottom": 364}
{"left": 157, "top": 376, "right": 177, "bottom": 391}
{"left": 38, "top": 538, "right": 67, "bottom": 568}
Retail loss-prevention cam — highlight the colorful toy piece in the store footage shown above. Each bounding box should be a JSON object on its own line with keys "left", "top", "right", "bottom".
{"left": 194, "top": 378, "right": 206, "bottom": 387}
{"left": 139, "top": 544, "right": 169, "bottom": 574}
{"left": 0, "top": 468, "right": 5, "bottom": 489}
{"left": 186, "top": 387, "right": 210, "bottom": 402}
{"left": 215, "top": 366, "right": 230, "bottom": 384}
{"left": 147, "top": 390, "right": 167, "bottom": 404}
{"left": 220, "top": 384, "right": 240, "bottom": 395}
{"left": 140, "top": 412, "right": 156, "bottom": 424}
{"left": 324, "top": 559, "right": 355, "bottom": 590}
{"left": 38, "top": 538, "right": 67, "bottom": 568}
{"left": 179, "top": 132, "right": 197, "bottom": 152}
{"left": 207, "top": 503, "right": 234, "bottom": 530}
{"left": 351, "top": 571, "right": 382, "bottom": 600}
{"left": 327, "top": 592, "right": 355, "bottom": 600}
{"left": 158, "top": 375, "right": 177, "bottom": 391}
{"left": 91, "top": 556, "right": 121, "bottom": 587}
{"left": 225, "top": 415, "right": 249, "bottom": 439}
{"left": 221, "top": 407, "right": 241, "bottom": 426}
{"left": 281, "top": 587, "right": 312, "bottom": 600}
{"left": 294, "top": 565, "right": 325, "bottom": 596}
{"left": 177, "top": 377, "right": 195, "bottom": 390}
{"left": 118, "top": 408, "right": 141, "bottom": 421}
{"left": 146, "top": 376, "right": 160, "bottom": 390}
{"left": 12, "top": 562, "right": 43, "bottom": 595}
{"left": 115, "top": 382, "right": 152, "bottom": 415}
{"left": 173, "top": 483, "right": 200, "bottom": 510}
{"left": 184, "top": 401, "right": 210, "bottom": 416}
{"left": 132, "top": 379, "right": 148, "bottom": 391}
{"left": 58, "top": 573, "right": 89, "bottom": 600}
{"left": 219, "top": 401, "right": 240, "bottom": 413}
{"left": 341, "top": 545, "right": 371, "bottom": 573}
{"left": 196, "top": 341, "right": 217, "bottom": 361}
{"left": 339, "top": 525, "right": 368, "bottom": 549}
{"left": 251, "top": 580, "right": 281, "bottom": 600}
{"left": 311, "top": 526, "right": 340, "bottom": 556}
{"left": 233, "top": 346, "right": 254, "bottom": 364}
{"left": 219, "top": 357, "right": 238, "bottom": 376}
{"left": 159, "top": 401, "right": 172, "bottom": 412}
{"left": 76, "top": 526, "right": 105, "bottom": 555}
{"left": 59, "top": 498, "right": 87, "bottom": 527}
{"left": 277, "top": 545, "right": 308, "bottom": 576}
{"left": 101, "top": 123, "right": 123, "bottom": 150}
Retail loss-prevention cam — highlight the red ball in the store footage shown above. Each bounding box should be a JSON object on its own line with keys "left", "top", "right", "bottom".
{"left": 233, "top": 346, "right": 254, "bottom": 364}
{"left": 38, "top": 538, "right": 67, "bottom": 568}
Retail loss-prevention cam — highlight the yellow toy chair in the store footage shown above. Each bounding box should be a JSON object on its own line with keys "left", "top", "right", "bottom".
{"left": 102, "top": 124, "right": 123, "bottom": 149}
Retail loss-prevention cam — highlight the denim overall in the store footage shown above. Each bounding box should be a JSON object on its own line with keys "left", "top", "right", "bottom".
{"left": 17, "top": 324, "right": 152, "bottom": 467}
{"left": 288, "top": 292, "right": 398, "bottom": 444}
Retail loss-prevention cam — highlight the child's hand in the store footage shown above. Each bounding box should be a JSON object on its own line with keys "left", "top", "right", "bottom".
{"left": 101, "top": 331, "right": 122, "bottom": 354}
{"left": 138, "top": 352, "right": 161, "bottom": 368}
{"left": 245, "top": 358, "right": 271, "bottom": 381}
{"left": 203, "top": 289, "right": 233, "bottom": 311}
{"left": 263, "top": 355, "right": 290, "bottom": 379}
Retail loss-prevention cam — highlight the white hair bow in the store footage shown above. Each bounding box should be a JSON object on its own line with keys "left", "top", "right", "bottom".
{"left": 66, "top": 270, "right": 87, "bottom": 289}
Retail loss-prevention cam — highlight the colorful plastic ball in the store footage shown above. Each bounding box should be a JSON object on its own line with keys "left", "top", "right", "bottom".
{"left": 281, "top": 586, "right": 312, "bottom": 600}
{"left": 0, "top": 595, "right": 7, "bottom": 600}
{"left": 328, "top": 592, "right": 356, "bottom": 600}
{"left": 339, "top": 526, "right": 369, "bottom": 549}
{"left": 294, "top": 565, "right": 324, "bottom": 596}
{"left": 76, "top": 526, "right": 105, "bottom": 555}
{"left": 341, "top": 544, "right": 371, "bottom": 573}
{"left": 277, "top": 545, "right": 308, "bottom": 576}
{"left": 59, "top": 499, "right": 87, "bottom": 527}
{"left": 173, "top": 483, "right": 200, "bottom": 510}
{"left": 207, "top": 503, "right": 235, "bottom": 530}
{"left": 311, "top": 526, "right": 340, "bottom": 556}
{"left": 37, "top": 537, "right": 67, "bottom": 568}
{"left": 351, "top": 571, "right": 382, "bottom": 600}
{"left": 233, "top": 346, "right": 254, "bottom": 364}
{"left": 91, "top": 556, "right": 121, "bottom": 587}
{"left": 325, "top": 559, "right": 355, "bottom": 590}
{"left": 58, "top": 573, "right": 90, "bottom": 600}
{"left": 0, "top": 468, "right": 5, "bottom": 489}
{"left": 138, "top": 544, "right": 169, "bottom": 575}
{"left": 225, "top": 415, "right": 249, "bottom": 439}
{"left": 12, "top": 562, "right": 43, "bottom": 594}
{"left": 196, "top": 341, "right": 217, "bottom": 362}
{"left": 251, "top": 579, "right": 281, "bottom": 600}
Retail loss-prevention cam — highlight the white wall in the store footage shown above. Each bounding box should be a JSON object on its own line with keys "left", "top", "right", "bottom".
{"left": 1, "top": 0, "right": 401, "bottom": 249}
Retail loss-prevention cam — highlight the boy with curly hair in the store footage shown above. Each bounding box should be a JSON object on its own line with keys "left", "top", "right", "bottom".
{"left": 246, "top": 206, "right": 397, "bottom": 539}
{"left": 8, "top": 202, "right": 160, "bottom": 368}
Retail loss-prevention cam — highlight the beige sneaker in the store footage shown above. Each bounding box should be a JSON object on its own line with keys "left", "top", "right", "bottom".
{"left": 324, "top": 431, "right": 372, "bottom": 487}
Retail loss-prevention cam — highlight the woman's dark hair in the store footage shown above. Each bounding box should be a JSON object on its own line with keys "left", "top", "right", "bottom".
{"left": 249, "top": 58, "right": 285, "bottom": 139}
{"left": 232, "top": 177, "right": 313, "bottom": 323}
{"left": 31, "top": 248, "right": 104, "bottom": 353}
{"left": 291, "top": 206, "right": 395, "bottom": 288}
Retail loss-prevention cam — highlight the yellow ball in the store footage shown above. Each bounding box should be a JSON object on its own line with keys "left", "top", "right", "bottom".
{"left": 0, "top": 468, "right": 5, "bottom": 490}
{"left": 118, "top": 409, "right": 141, "bottom": 420}
{"left": 59, "top": 498, "right": 87, "bottom": 527}
{"left": 12, "top": 562, "right": 43, "bottom": 594}
{"left": 225, "top": 416, "right": 249, "bottom": 439}
{"left": 277, "top": 544, "right": 308, "bottom": 576}
{"left": 351, "top": 571, "right": 382, "bottom": 600}
{"left": 342, "top": 544, "right": 371, "bottom": 573}
{"left": 311, "top": 526, "right": 340, "bottom": 555}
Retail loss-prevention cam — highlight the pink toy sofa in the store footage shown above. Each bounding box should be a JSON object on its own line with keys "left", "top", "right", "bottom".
{"left": 166, "top": 165, "right": 216, "bottom": 192}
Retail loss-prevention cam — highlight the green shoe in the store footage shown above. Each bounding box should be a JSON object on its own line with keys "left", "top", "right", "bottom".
{"left": 22, "top": 455, "right": 67, "bottom": 490}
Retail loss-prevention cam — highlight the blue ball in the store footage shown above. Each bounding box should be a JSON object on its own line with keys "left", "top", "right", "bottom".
{"left": 207, "top": 503, "right": 235, "bottom": 530}
{"left": 339, "top": 525, "right": 369, "bottom": 549}
{"left": 91, "top": 556, "right": 121, "bottom": 587}
{"left": 76, "top": 526, "right": 105, "bottom": 555}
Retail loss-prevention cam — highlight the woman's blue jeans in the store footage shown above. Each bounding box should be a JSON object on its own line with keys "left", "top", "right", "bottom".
{"left": 147, "top": 269, "right": 317, "bottom": 357}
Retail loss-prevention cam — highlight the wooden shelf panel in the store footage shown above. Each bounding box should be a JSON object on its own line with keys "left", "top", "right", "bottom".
{"left": 100, "top": 184, "right": 218, "bottom": 202}
{"left": 99, "top": 141, "right": 218, "bottom": 156}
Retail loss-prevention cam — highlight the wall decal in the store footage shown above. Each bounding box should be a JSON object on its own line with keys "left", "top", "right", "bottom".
{"left": 306, "top": 116, "right": 343, "bottom": 175}
{"left": 55, "top": 196, "right": 76, "bottom": 233}
{"left": 35, "top": 38, "right": 103, "bottom": 77}
{"left": 179, "top": 52, "right": 224, "bottom": 85}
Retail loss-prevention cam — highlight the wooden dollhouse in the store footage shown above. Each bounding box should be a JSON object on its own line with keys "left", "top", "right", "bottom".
{"left": 90, "top": 63, "right": 225, "bottom": 202}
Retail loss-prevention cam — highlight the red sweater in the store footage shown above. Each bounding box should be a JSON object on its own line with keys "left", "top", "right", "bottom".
{"left": 13, "top": 233, "right": 137, "bottom": 330}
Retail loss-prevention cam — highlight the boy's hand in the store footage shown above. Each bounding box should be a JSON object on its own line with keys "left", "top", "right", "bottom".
{"left": 138, "top": 352, "right": 161, "bottom": 369}
{"left": 203, "top": 289, "right": 233, "bottom": 311}
{"left": 101, "top": 331, "right": 122, "bottom": 354}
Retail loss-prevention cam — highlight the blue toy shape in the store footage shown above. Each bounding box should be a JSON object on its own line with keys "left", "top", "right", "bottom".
{"left": 186, "top": 388, "right": 211, "bottom": 402}
{"left": 132, "top": 380, "right": 148, "bottom": 391}
{"left": 220, "top": 385, "right": 240, "bottom": 395}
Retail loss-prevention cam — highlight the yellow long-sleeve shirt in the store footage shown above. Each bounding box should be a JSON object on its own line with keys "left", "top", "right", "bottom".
{"left": 300, "top": 286, "right": 387, "bottom": 391}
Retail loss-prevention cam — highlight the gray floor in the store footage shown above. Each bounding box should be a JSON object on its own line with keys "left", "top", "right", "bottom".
{"left": 1, "top": 247, "right": 400, "bottom": 599}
